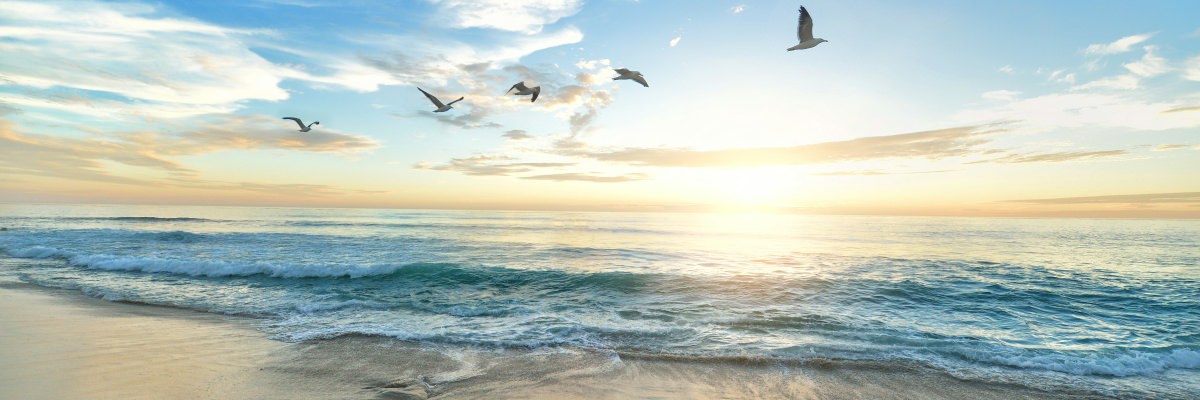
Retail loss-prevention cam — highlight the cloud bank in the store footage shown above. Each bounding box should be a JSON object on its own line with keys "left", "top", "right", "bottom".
{"left": 575, "top": 125, "right": 1002, "bottom": 168}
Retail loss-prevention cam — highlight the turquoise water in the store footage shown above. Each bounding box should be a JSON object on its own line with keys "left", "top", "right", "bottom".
{"left": 1, "top": 204, "right": 1197, "bottom": 398}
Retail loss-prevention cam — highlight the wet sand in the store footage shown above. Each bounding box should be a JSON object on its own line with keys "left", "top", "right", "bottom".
{"left": 0, "top": 283, "right": 1110, "bottom": 399}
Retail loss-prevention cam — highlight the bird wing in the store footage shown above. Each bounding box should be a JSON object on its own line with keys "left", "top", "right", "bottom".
{"left": 446, "top": 96, "right": 464, "bottom": 106}
{"left": 418, "top": 87, "right": 445, "bottom": 108}
{"left": 531, "top": 87, "right": 540, "bottom": 102}
{"left": 282, "top": 117, "right": 305, "bottom": 129}
{"left": 505, "top": 82, "right": 522, "bottom": 94}
{"left": 614, "top": 68, "right": 630, "bottom": 75}
{"left": 798, "top": 6, "right": 815, "bottom": 41}
{"left": 632, "top": 75, "right": 649, "bottom": 87}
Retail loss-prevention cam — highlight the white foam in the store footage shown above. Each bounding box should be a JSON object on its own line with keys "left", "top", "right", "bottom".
{"left": 969, "top": 347, "right": 1200, "bottom": 376}
{"left": 8, "top": 245, "right": 71, "bottom": 259}
{"left": 294, "top": 299, "right": 389, "bottom": 313}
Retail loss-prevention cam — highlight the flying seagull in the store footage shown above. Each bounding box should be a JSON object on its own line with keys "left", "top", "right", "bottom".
{"left": 505, "top": 81, "right": 541, "bottom": 102}
{"left": 787, "top": 6, "right": 828, "bottom": 51}
{"left": 613, "top": 68, "right": 648, "bottom": 87}
{"left": 418, "top": 87, "right": 463, "bottom": 112}
{"left": 282, "top": 117, "right": 319, "bottom": 132}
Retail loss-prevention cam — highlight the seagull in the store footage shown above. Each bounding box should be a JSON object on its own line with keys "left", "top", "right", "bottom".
{"left": 613, "top": 68, "right": 648, "bottom": 87}
{"left": 282, "top": 117, "right": 319, "bottom": 132}
{"left": 418, "top": 87, "right": 463, "bottom": 112}
{"left": 505, "top": 81, "right": 541, "bottom": 102}
{"left": 787, "top": 6, "right": 828, "bottom": 51}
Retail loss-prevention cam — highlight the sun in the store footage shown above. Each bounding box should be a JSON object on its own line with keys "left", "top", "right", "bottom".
{"left": 708, "top": 168, "right": 799, "bottom": 208}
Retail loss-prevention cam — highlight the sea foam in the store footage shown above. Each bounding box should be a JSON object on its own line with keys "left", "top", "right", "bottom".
{"left": 967, "top": 347, "right": 1200, "bottom": 376}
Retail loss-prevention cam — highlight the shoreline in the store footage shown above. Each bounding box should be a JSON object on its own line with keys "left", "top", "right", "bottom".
{"left": 0, "top": 282, "right": 1118, "bottom": 400}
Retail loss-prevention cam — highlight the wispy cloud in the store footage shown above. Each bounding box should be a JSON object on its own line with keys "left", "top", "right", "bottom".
{"left": 427, "top": 0, "right": 583, "bottom": 34}
{"left": 1073, "top": 75, "right": 1140, "bottom": 90}
{"left": 669, "top": 36, "right": 682, "bottom": 47}
{"left": 812, "top": 169, "right": 955, "bottom": 176}
{"left": 1153, "top": 144, "right": 1191, "bottom": 151}
{"left": 0, "top": 121, "right": 187, "bottom": 185}
{"left": 1185, "top": 55, "right": 1200, "bottom": 81}
{"left": 168, "top": 114, "right": 380, "bottom": 154}
{"left": 1162, "top": 105, "right": 1200, "bottom": 114}
{"left": 981, "top": 90, "right": 1021, "bottom": 101}
{"left": 0, "top": 116, "right": 378, "bottom": 186}
{"left": 1071, "top": 45, "right": 1167, "bottom": 91}
{"left": 959, "top": 91, "right": 1200, "bottom": 133}
{"left": 522, "top": 172, "right": 646, "bottom": 183}
{"left": 0, "top": 1, "right": 288, "bottom": 118}
{"left": 356, "top": 47, "right": 604, "bottom": 133}
{"left": 731, "top": 5, "right": 745, "bottom": 14}
{"left": 1084, "top": 33, "right": 1154, "bottom": 55}
{"left": 997, "top": 65, "right": 1014, "bottom": 74}
{"left": 502, "top": 129, "right": 534, "bottom": 141}
{"left": 574, "top": 125, "right": 1002, "bottom": 168}
{"left": 166, "top": 179, "right": 385, "bottom": 197}
{"left": 1123, "top": 46, "right": 1171, "bottom": 77}
{"left": 406, "top": 106, "right": 503, "bottom": 130}
{"left": 1006, "top": 192, "right": 1200, "bottom": 205}
{"left": 331, "top": 27, "right": 584, "bottom": 92}
{"left": 249, "top": 0, "right": 333, "bottom": 7}
{"left": 0, "top": 102, "right": 21, "bottom": 116}
{"left": 414, "top": 155, "right": 574, "bottom": 177}
{"left": 970, "top": 150, "right": 1126, "bottom": 164}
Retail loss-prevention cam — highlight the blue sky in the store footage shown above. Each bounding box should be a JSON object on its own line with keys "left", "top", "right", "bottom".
{"left": 1, "top": 0, "right": 1198, "bottom": 216}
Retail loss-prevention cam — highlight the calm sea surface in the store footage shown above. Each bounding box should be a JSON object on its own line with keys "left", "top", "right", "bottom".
{"left": 1, "top": 204, "right": 1197, "bottom": 398}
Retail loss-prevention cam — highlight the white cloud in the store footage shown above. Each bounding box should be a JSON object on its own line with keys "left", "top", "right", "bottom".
{"left": 0, "top": 93, "right": 235, "bottom": 120}
{"left": 731, "top": 5, "right": 745, "bottom": 14}
{"left": 427, "top": 0, "right": 583, "bottom": 34}
{"left": 1123, "top": 46, "right": 1171, "bottom": 77}
{"left": 959, "top": 92, "right": 1200, "bottom": 133}
{"left": 1184, "top": 55, "right": 1200, "bottom": 81}
{"left": 998, "top": 65, "right": 1014, "bottom": 74}
{"left": 669, "top": 36, "right": 682, "bottom": 47}
{"left": 332, "top": 26, "right": 584, "bottom": 92}
{"left": 0, "top": 1, "right": 289, "bottom": 109}
{"left": 1068, "top": 47, "right": 1171, "bottom": 92}
{"left": 575, "top": 59, "right": 611, "bottom": 70}
{"left": 1084, "top": 33, "right": 1154, "bottom": 55}
{"left": 1046, "top": 70, "right": 1076, "bottom": 84}
{"left": 0, "top": 0, "right": 588, "bottom": 124}
{"left": 981, "top": 90, "right": 1020, "bottom": 101}
{"left": 1153, "top": 144, "right": 1190, "bottom": 151}
{"left": 1073, "top": 75, "right": 1139, "bottom": 91}
{"left": 964, "top": 39, "right": 1200, "bottom": 135}
{"left": 0, "top": 116, "right": 377, "bottom": 187}
{"left": 253, "top": 0, "right": 332, "bottom": 7}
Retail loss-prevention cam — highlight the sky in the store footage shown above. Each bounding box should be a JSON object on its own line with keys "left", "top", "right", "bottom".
{"left": 1, "top": 0, "right": 1198, "bottom": 218}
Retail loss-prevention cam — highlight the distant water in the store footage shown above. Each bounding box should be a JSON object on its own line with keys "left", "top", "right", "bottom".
{"left": 1, "top": 204, "right": 1197, "bottom": 399}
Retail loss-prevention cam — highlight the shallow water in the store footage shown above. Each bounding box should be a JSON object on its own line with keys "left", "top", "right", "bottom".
{"left": 1, "top": 204, "right": 1196, "bottom": 398}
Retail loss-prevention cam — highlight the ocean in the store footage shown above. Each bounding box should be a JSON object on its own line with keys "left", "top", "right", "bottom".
{"left": 1, "top": 204, "right": 1197, "bottom": 398}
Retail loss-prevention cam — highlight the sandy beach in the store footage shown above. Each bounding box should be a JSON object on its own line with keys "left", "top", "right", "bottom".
{"left": 0, "top": 282, "right": 1112, "bottom": 400}
{"left": 0, "top": 283, "right": 286, "bottom": 399}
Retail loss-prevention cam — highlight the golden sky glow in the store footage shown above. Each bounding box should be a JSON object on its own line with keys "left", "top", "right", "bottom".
{"left": 1, "top": 1, "right": 1198, "bottom": 217}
